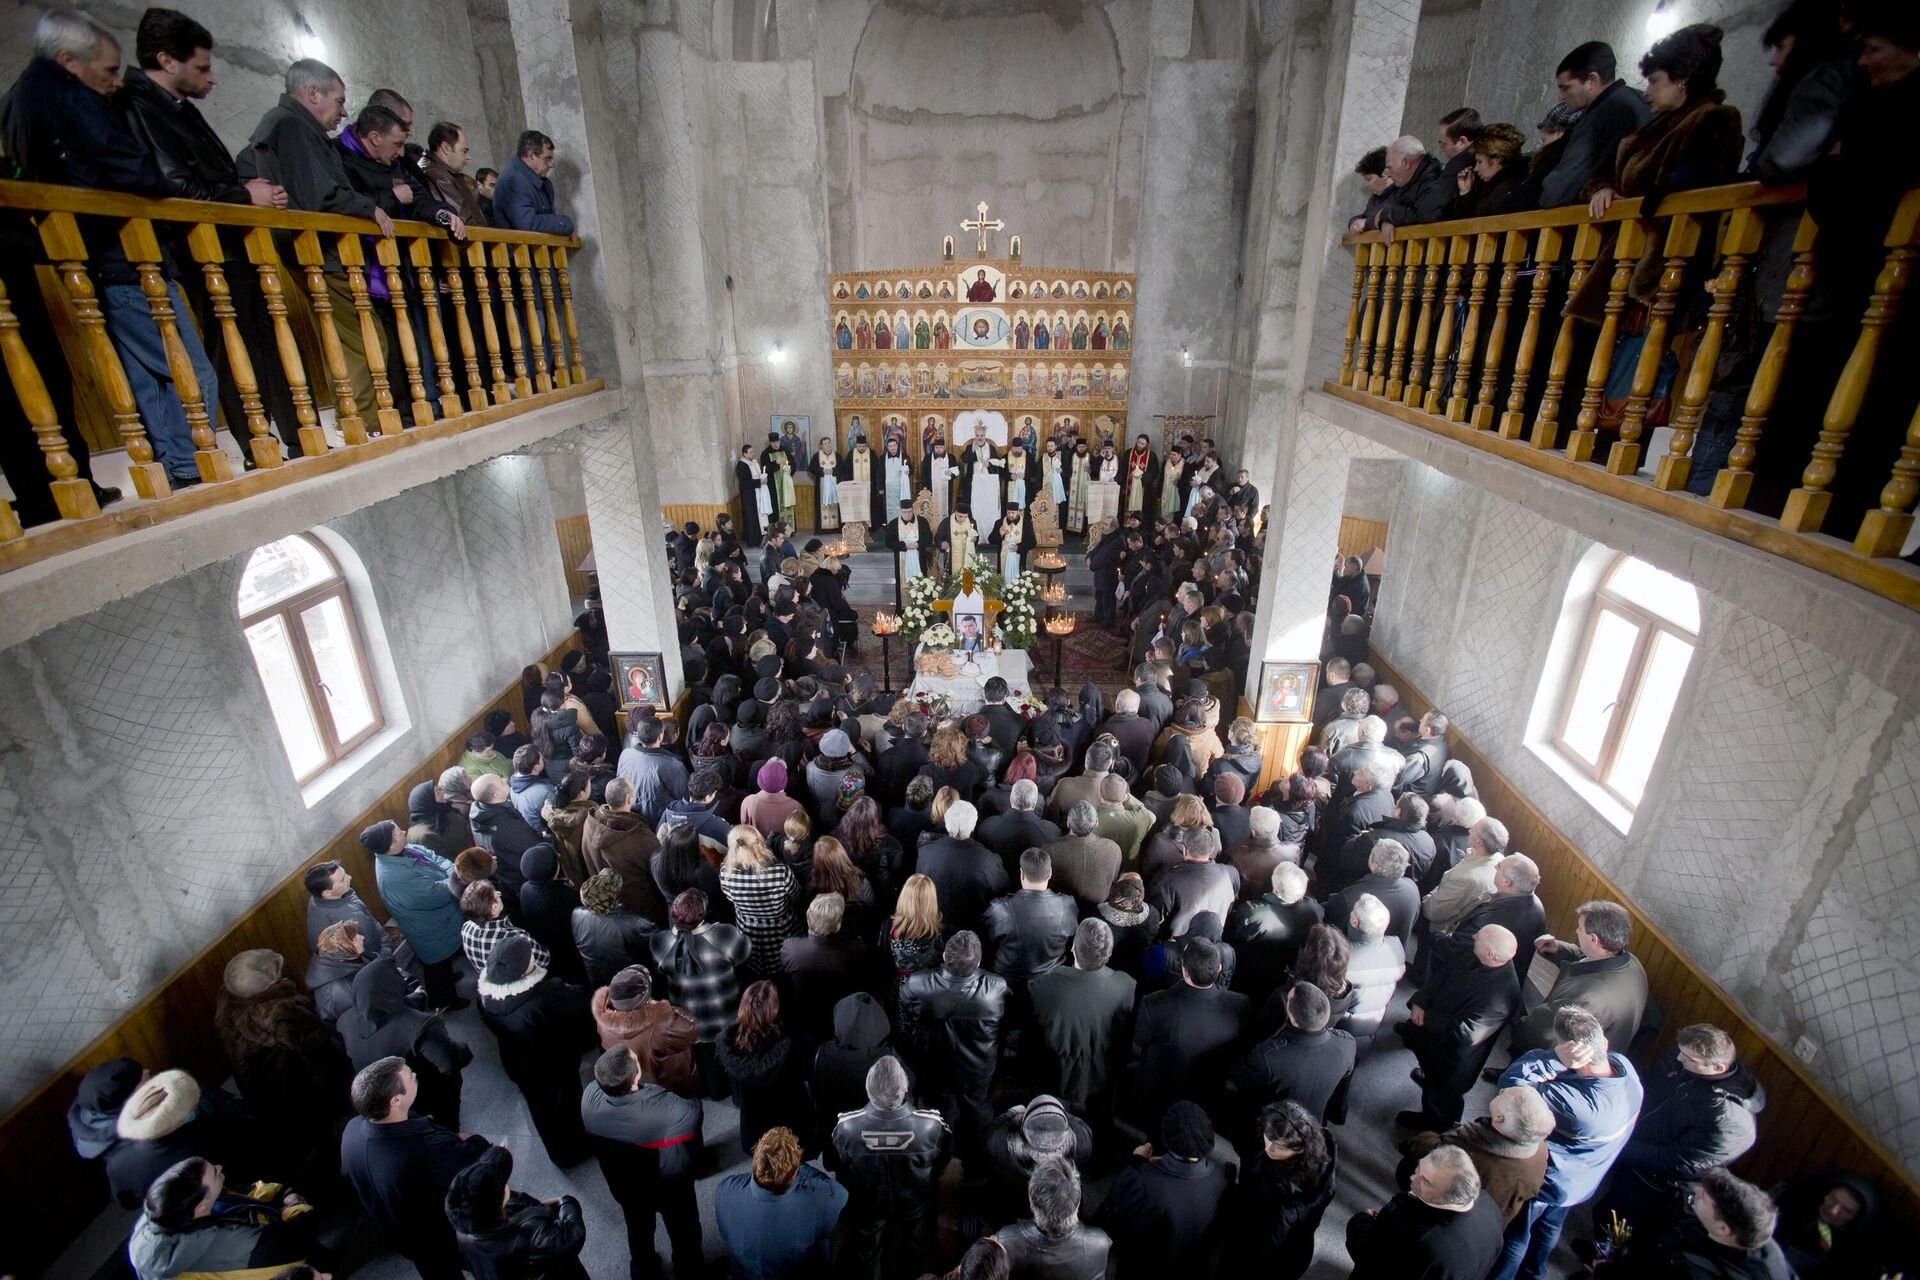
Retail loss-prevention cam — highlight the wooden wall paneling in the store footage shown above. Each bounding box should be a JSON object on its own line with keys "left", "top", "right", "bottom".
{"left": 1240, "top": 699, "right": 1311, "bottom": 799}
{"left": 1367, "top": 649, "right": 1920, "bottom": 1222}
{"left": 0, "top": 634, "right": 581, "bottom": 1278}
{"left": 1337, "top": 515, "right": 1389, "bottom": 560}
{"left": 555, "top": 514, "right": 594, "bottom": 599}
{"left": 659, "top": 500, "right": 740, "bottom": 533}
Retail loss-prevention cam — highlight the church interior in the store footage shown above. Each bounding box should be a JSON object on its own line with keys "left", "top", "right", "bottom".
{"left": 0, "top": 0, "right": 1917, "bottom": 1277}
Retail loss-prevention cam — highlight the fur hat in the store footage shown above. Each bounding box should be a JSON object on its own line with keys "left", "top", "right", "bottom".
{"left": 116, "top": 1069, "right": 201, "bottom": 1141}
{"left": 1471, "top": 121, "right": 1527, "bottom": 160}
{"left": 77, "top": 1058, "right": 145, "bottom": 1115}
{"left": 758, "top": 759, "right": 788, "bottom": 792}
{"left": 359, "top": 820, "right": 398, "bottom": 856}
{"left": 484, "top": 934, "right": 534, "bottom": 986}
{"left": 580, "top": 868, "right": 623, "bottom": 915}
{"left": 607, "top": 965, "right": 651, "bottom": 1010}
{"left": 437, "top": 765, "right": 473, "bottom": 802}
{"left": 316, "top": 921, "right": 361, "bottom": 960}
{"left": 222, "top": 948, "right": 284, "bottom": 999}
{"left": 1212, "top": 772, "right": 1246, "bottom": 805}
{"left": 819, "top": 729, "right": 852, "bottom": 759}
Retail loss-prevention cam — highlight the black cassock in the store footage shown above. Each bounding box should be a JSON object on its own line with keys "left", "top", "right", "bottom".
{"left": 734, "top": 458, "right": 767, "bottom": 544}
{"left": 988, "top": 513, "right": 1037, "bottom": 576}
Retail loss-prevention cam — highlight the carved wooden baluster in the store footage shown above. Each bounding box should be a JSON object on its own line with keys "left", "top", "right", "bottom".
{"left": 1474, "top": 231, "right": 1527, "bottom": 429}
{"left": 0, "top": 492, "right": 19, "bottom": 540}
{"left": 123, "top": 218, "right": 227, "bottom": 483}
{"left": 1569, "top": 220, "right": 1644, "bottom": 464}
{"left": 1386, "top": 239, "right": 1425, "bottom": 401}
{"left": 0, "top": 274, "right": 97, "bottom": 519}
{"left": 1499, "top": 226, "right": 1562, "bottom": 438}
{"left": 1445, "top": 233, "right": 1496, "bottom": 420}
{"left": 37, "top": 213, "right": 169, "bottom": 497}
{"left": 514, "top": 245, "right": 553, "bottom": 394}
{"left": 1403, "top": 238, "right": 1445, "bottom": 407}
{"left": 186, "top": 224, "right": 277, "bottom": 469}
{"left": 1783, "top": 193, "right": 1919, "bottom": 532}
{"left": 466, "top": 241, "right": 511, "bottom": 403}
{"left": 1713, "top": 213, "right": 1816, "bottom": 510}
{"left": 1421, "top": 235, "right": 1468, "bottom": 413}
{"left": 1605, "top": 214, "right": 1700, "bottom": 475}
{"left": 1530, "top": 221, "right": 1603, "bottom": 451}
{"left": 492, "top": 243, "right": 532, "bottom": 399}
{"left": 1339, "top": 248, "right": 1367, "bottom": 387}
{"left": 1855, "top": 399, "right": 1920, "bottom": 556}
{"left": 1654, "top": 209, "right": 1761, "bottom": 491}
{"left": 412, "top": 237, "right": 462, "bottom": 418}
{"left": 555, "top": 247, "right": 587, "bottom": 384}
{"left": 245, "top": 229, "right": 322, "bottom": 457}
{"left": 536, "top": 246, "right": 569, "bottom": 389}
{"left": 375, "top": 237, "right": 433, "bottom": 427}
{"left": 294, "top": 231, "right": 367, "bottom": 444}
{"left": 1351, "top": 243, "right": 1385, "bottom": 389}
{"left": 1368, "top": 239, "right": 1404, "bottom": 396}
{"left": 338, "top": 235, "right": 401, "bottom": 435}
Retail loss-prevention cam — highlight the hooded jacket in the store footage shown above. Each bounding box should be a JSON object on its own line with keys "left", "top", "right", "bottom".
{"left": 1616, "top": 1051, "right": 1765, "bottom": 1183}
{"left": 128, "top": 1200, "right": 306, "bottom": 1280}
{"left": 478, "top": 963, "right": 594, "bottom": 1167}
{"left": 581, "top": 805, "right": 666, "bottom": 921}
{"left": 94, "top": 1069, "right": 244, "bottom": 1210}
{"left": 510, "top": 770, "right": 557, "bottom": 838}
{"left": 336, "top": 959, "right": 473, "bottom": 1129}
{"left": 67, "top": 1058, "right": 142, "bottom": 1162}
{"left": 304, "top": 948, "right": 374, "bottom": 1025}
{"left": 591, "top": 986, "right": 700, "bottom": 1097}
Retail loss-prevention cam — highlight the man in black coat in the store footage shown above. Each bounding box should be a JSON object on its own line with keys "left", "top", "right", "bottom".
{"left": 1148, "top": 828, "right": 1240, "bottom": 938}
{"left": 1375, "top": 137, "right": 1452, "bottom": 233}
{"left": 875, "top": 712, "right": 932, "bottom": 806}
{"left": 1087, "top": 526, "right": 1133, "bottom": 627}
{"left": 1537, "top": 41, "right": 1653, "bottom": 208}
{"left": 1347, "top": 1145, "right": 1505, "bottom": 1279}
{"left": 1318, "top": 763, "right": 1396, "bottom": 877}
{"left": 1097, "top": 690, "right": 1157, "bottom": 780}
{"left": 780, "top": 894, "right": 871, "bottom": 1046}
{"left": 1325, "top": 839, "right": 1421, "bottom": 948}
{"left": 899, "top": 931, "right": 1007, "bottom": 1169}
{"left": 979, "top": 780, "right": 1064, "bottom": 865}
{"left": 340, "top": 1057, "right": 492, "bottom": 1280}
{"left": 1428, "top": 854, "right": 1549, "bottom": 987}
{"left": 580, "top": 1046, "right": 704, "bottom": 1280}
{"left": 469, "top": 774, "right": 540, "bottom": 897}
{"left": 1395, "top": 712, "right": 1453, "bottom": 796}
{"left": 1100, "top": 1102, "right": 1235, "bottom": 1279}
{"left": 1228, "top": 983, "right": 1356, "bottom": 1143}
{"left": 1131, "top": 662, "right": 1174, "bottom": 738}
{"left": 1397, "top": 925, "right": 1523, "bottom": 1130}
{"left": 979, "top": 849, "right": 1080, "bottom": 1010}
{"left": 978, "top": 677, "right": 1028, "bottom": 759}
{"left": 830, "top": 1054, "right": 952, "bottom": 1280}
{"left": 1129, "top": 939, "right": 1248, "bottom": 1129}
{"left": 915, "top": 801, "right": 1009, "bottom": 934}
{"left": 1333, "top": 793, "right": 1438, "bottom": 888}
{"left": 1226, "top": 863, "right": 1324, "bottom": 1008}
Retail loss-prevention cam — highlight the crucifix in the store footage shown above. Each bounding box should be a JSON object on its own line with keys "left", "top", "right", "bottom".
{"left": 962, "top": 200, "right": 1005, "bottom": 257}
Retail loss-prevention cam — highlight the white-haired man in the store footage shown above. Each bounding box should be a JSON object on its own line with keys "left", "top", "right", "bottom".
{"left": 1341, "top": 893, "right": 1407, "bottom": 1047}
{"left": 1400, "top": 1085, "right": 1553, "bottom": 1227}
{"left": 1348, "top": 1143, "right": 1504, "bottom": 1278}
{"left": 915, "top": 800, "right": 1007, "bottom": 935}
{"left": 1375, "top": 134, "right": 1451, "bottom": 242}
{"left": 1226, "top": 862, "right": 1324, "bottom": 1007}
{"left": 978, "top": 778, "right": 1063, "bottom": 862}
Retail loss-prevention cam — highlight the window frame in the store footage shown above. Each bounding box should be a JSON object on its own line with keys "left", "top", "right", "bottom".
{"left": 1549, "top": 554, "right": 1697, "bottom": 810}
{"left": 239, "top": 535, "right": 385, "bottom": 786}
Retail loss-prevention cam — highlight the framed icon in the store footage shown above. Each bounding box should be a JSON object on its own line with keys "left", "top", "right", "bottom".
{"left": 1254, "top": 660, "right": 1318, "bottom": 724}
{"left": 612, "top": 651, "right": 668, "bottom": 710}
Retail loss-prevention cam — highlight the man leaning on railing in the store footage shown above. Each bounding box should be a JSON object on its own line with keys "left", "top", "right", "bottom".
{"left": 0, "top": 9, "right": 219, "bottom": 489}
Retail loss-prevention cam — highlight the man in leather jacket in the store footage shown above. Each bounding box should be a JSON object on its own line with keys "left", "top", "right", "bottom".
{"left": 993, "top": 1156, "right": 1114, "bottom": 1280}
{"left": 116, "top": 8, "right": 302, "bottom": 457}
{"left": 829, "top": 1055, "right": 951, "bottom": 1280}
{"left": 978, "top": 848, "right": 1079, "bottom": 1031}
{"left": 899, "top": 931, "right": 1007, "bottom": 1171}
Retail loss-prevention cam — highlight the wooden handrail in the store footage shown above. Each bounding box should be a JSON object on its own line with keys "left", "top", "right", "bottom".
{"left": 1330, "top": 178, "right": 1920, "bottom": 613}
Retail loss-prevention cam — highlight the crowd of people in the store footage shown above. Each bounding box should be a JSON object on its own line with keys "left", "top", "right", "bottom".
{"left": 67, "top": 497, "right": 1904, "bottom": 1280}
{"left": 1345, "top": 2, "right": 1919, "bottom": 526}
{"left": 0, "top": 7, "right": 575, "bottom": 525}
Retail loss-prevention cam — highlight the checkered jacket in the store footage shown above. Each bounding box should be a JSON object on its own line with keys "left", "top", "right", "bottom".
{"left": 648, "top": 922, "right": 753, "bottom": 1042}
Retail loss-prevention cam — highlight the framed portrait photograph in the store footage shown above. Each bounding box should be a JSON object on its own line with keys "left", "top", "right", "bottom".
{"left": 954, "top": 613, "right": 987, "bottom": 652}
{"left": 612, "top": 651, "right": 668, "bottom": 710}
{"left": 1255, "top": 660, "right": 1318, "bottom": 724}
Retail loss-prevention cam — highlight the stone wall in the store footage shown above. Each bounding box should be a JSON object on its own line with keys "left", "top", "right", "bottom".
{"left": 3, "top": 0, "right": 504, "bottom": 169}
{"left": 1369, "top": 449, "right": 1920, "bottom": 1173}
{"left": 0, "top": 459, "right": 574, "bottom": 1110}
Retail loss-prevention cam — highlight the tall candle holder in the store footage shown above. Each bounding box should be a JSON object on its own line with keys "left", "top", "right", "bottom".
{"left": 1031, "top": 548, "right": 1067, "bottom": 609}
{"left": 871, "top": 610, "right": 901, "bottom": 694}
{"left": 1043, "top": 610, "right": 1076, "bottom": 692}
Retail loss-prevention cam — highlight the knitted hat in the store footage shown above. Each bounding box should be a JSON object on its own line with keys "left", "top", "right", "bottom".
{"left": 820, "top": 729, "right": 852, "bottom": 758}
{"left": 1212, "top": 772, "right": 1246, "bottom": 805}
{"left": 116, "top": 1070, "right": 201, "bottom": 1141}
{"left": 438, "top": 766, "right": 473, "bottom": 802}
{"left": 222, "top": 948, "right": 284, "bottom": 999}
{"left": 581, "top": 868, "right": 623, "bottom": 915}
{"left": 519, "top": 843, "right": 558, "bottom": 882}
{"left": 359, "top": 820, "right": 398, "bottom": 856}
{"left": 608, "top": 965, "right": 651, "bottom": 1010}
{"left": 837, "top": 772, "right": 867, "bottom": 811}
{"left": 1020, "top": 1095, "right": 1075, "bottom": 1155}
{"left": 76, "top": 1058, "right": 145, "bottom": 1115}
{"left": 1161, "top": 1099, "right": 1214, "bottom": 1160}
{"left": 484, "top": 933, "right": 534, "bottom": 986}
{"left": 758, "top": 759, "right": 788, "bottom": 791}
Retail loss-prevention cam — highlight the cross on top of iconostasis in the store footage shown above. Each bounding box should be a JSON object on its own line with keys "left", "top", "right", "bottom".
{"left": 962, "top": 200, "right": 1006, "bottom": 256}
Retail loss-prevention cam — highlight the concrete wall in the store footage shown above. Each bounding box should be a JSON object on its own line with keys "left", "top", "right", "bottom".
{"left": 3, "top": 0, "right": 506, "bottom": 170}
{"left": 1365, "top": 437, "right": 1920, "bottom": 1174}
{"left": 0, "top": 458, "right": 574, "bottom": 1110}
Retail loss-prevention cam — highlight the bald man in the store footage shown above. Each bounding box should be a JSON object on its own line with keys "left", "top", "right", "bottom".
{"left": 1398, "top": 924, "right": 1523, "bottom": 1129}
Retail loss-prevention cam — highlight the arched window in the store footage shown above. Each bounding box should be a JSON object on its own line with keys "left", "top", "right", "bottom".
{"left": 239, "top": 534, "right": 385, "bottom": 784}
{"left": 1550, "top": 554, "right": 1699, "bottom": 808}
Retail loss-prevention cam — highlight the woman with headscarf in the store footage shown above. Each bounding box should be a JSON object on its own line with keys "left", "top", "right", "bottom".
{"left": 1026, "top": 717, "right": 1072, "bottom": 798}
{"left": 741, "top": 757, "right": 805, "bottom": 840}
{"left": 336, "top": 957, "right": 474, "bottom": 1131}
{"left": 213, "top": 949, "right": 353, "bottom": 1154}
{"left": 1768, "top": 1174, "right": 1883, "bottom": 1278}
{"left": 477, "top": 935, "right": 594, "bottom": 1168}
{"left": 1074, "top": 684, "right": 1105, "bottom": 762}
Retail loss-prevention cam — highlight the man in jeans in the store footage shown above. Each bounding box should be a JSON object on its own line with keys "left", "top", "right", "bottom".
{"left": 0, "top": 9, "right": 219, "bottom": 488}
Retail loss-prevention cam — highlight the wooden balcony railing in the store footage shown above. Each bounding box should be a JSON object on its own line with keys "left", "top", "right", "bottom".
{"left": 1326, "top": 182, "right": 1920, "bottom": 611}
{"left": 0, "top": 180, "right": 604, "bottom": 571}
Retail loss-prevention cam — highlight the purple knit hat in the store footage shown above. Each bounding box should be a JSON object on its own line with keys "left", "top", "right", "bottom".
{"left": 758, "top": 759, "right": 788, "bottom": 791}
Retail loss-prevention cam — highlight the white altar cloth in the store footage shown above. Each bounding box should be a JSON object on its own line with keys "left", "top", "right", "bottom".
{"left": 907, "top": 648, "right": 1033, "bottom": 715}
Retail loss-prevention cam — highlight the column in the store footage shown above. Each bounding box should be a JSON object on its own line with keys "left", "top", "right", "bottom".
{"left": 575, "top": 412, "right": 684, "bottom": 694}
